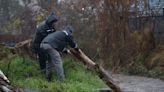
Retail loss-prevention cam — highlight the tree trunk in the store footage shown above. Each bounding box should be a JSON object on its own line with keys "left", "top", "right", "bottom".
{"left": 68, "top": 49, "right": 122, "bottom": 92}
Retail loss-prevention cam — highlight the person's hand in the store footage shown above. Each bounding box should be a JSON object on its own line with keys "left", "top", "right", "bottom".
{"left": 74, "top": 48, "right": 80, "bottom": 52}
{"left": 63, "top": 50, "right": 68, "bottom": 54}
{"left": 62, "top": 48, "right": 68, "bottom": 54}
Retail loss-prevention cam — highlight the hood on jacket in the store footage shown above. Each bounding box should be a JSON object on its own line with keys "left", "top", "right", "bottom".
{"left": 46, "top": 12, "right": 59, "bottom": 26}
{"left": 65, "top": 25, "right": 75, "bottom": 35}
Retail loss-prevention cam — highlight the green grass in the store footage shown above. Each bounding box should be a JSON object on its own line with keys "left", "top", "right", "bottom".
{"left": 0, "top": 55, "right": 107, "bottom": 92}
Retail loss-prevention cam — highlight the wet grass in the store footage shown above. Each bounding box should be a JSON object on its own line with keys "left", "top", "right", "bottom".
{"left": 0, "top": 55, "right": 107, "bottom": 92}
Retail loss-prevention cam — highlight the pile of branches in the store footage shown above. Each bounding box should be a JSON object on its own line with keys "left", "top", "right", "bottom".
{"left": 0, "top": 70, "right": 23, "bottom": 92}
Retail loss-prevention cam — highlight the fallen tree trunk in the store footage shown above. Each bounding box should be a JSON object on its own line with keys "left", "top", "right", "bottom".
{"left": 68, "top": 49, "right": 122, "bottom": 92}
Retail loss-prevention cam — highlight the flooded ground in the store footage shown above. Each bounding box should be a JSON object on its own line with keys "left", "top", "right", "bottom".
{"left": 111, "top": 74, "right": 164, "bottom": 92}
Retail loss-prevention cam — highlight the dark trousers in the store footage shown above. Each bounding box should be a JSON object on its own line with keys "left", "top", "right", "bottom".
{"left": 40, "top": 43, "right": 65, "bottom": 81}
{"left": 37, "top": 48, "right": 47, "bottom": 72}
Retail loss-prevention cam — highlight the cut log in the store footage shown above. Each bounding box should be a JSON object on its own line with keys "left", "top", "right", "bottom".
{"left": 0, "top": 70, "right": 10, "bottom": 83}
{"left": 0, "top": 70, "right": 13, "bottom": 92}
{"left": 0, "top": 70, "right": 30, "bottom": 92}
{"left": 15, "top": 39, "right": 36, "bottom": 60}
{"left": 68, "top": 49, "right": 122, "bottom": 92}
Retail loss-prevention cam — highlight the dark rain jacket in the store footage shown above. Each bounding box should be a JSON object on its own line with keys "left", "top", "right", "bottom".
{"left": 32, "top": 12, "right": 58, "bottom": 53}
{"left": 41, "top": 29, "right": 77, "bottom": 52}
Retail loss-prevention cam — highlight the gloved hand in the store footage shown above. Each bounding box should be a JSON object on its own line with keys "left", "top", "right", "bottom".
{"left": 62, "top": 48, "right": 68, "bottom": 54}
{"left": 74, "top": 48, "right": 80, "bottom": 52}
{"left": 63, "top": 50, "right": 68, "bottom": 54}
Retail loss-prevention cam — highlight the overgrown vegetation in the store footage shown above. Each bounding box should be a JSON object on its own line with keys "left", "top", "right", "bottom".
{"left": 0, "top": 56, "right": 107, "bottom": 92}
{"left": 0, "top": 0, "right": 163, "bottom": 81}
{"left": 121, "top": 60, "right": 164, "bottom": 78}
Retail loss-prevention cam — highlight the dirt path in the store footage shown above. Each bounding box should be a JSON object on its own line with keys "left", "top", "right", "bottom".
{"left": 111, "top": 74, "right": 164, "bottom": 92}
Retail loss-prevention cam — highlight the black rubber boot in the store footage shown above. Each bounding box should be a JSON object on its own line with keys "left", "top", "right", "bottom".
{"left": 45, "top": 60, "right": 52, "bottom": 82}
{"left": 46, "top": 71, "right": 52, "bottom": 82}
